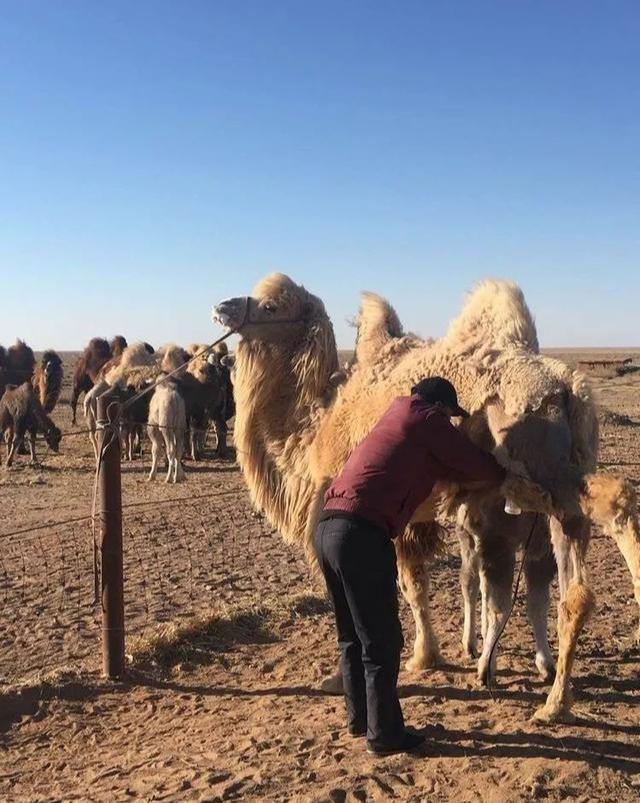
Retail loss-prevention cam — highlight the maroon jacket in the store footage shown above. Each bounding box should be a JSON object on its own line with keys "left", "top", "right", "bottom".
{"left": 323, "top": 395, "right": 506, "bottom": 537}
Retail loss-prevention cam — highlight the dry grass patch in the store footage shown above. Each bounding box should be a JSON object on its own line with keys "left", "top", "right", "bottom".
{"left": 285, "top": 592, "right": 331, "bottom": 618}
{"left": 127, "top": 593, "right": 331, "bottom": 670}
{"left": 127, "top": 604, "right": 277, "bottom": 669}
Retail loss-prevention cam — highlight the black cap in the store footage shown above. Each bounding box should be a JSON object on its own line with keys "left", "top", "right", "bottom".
{"left": 411, "top": 376, "right": 470, "bottom": 418}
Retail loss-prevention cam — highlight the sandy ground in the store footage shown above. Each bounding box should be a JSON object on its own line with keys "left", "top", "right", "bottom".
{"left": 2, "top": 350, "right": 640, "bottom": 802}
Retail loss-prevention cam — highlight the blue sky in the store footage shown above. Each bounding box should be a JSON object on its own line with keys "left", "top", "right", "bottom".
{"left": 1, "top": 1, "right": 638, "bottom": 349}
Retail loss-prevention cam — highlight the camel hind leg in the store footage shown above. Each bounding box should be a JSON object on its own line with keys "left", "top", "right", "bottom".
{"left": 175, "top": 430, "right": 186, "bottom": 482}
{"left": 163, "top": 430, "right": 176, "bottom": 483}
{"left": 476, "top": 536, "right": 516, "bottom": 686}
{"left": 147, "top": 426, "right": 162, "bottom": 481}
{"left": 524, "top": 541, "right": 556, "bottom": 682}
{"left": 396, "top": 522, "right": 443, "bottom": 671}
{"left": 458, "top": 527, "right": 480, "bottom": 659}
{"left": 534, "top": 515, "right": 594, "bottom": 724}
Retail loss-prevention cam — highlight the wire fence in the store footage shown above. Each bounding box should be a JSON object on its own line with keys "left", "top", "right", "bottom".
{"left": 0, "top": 429, "right": 311, "bottom": 684}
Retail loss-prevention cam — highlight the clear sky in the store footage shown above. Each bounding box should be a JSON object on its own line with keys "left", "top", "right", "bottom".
{"left": 1, "top": 1, "right": 638, "bottom": 350}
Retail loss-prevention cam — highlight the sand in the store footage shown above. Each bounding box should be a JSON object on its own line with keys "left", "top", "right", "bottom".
{"left": 1, "top": 350, "right": 640, "bottom": 802}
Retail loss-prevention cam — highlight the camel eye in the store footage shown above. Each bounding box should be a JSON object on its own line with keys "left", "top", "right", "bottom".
{"left": 263, "top": 302, "right": 277, "bottom": 314}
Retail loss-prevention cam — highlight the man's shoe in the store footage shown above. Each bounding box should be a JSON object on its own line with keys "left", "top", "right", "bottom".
{"left": 320, "top": 672, "right": 344, "bottom": 695}
{"left": 348, "top": 725, "right": 367, "bottom": 738}
{"left": 366, "top": 730, "right": 425, "bottom": 756}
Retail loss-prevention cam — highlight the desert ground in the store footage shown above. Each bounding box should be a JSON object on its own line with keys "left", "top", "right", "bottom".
{"left": 2, "top": 349, "right": 640, "bottom": 802}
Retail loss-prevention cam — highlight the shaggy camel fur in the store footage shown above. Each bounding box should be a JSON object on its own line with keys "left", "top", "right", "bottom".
{"left": 0, "top": 382, "right": 62, "bottom": 466}
{"left": 0, "top": 340, "right": 36, "bottom": 397}
{"left": 32, "top": 350, "right": 64, "bottom": 413}
{"left": 214, "top": 273, "right": 640, "bottom": 724}
{"left": 147, "top": 379, "right": 187, "bottom": 483}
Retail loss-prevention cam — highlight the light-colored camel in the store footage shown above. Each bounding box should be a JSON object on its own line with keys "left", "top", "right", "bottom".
{"left": 147, "top": 379, "right": 187, "bottom": 484}
{"left": 213, "top": 273, "right": 640, "bottom": 723}
{"left": 83, "top": 343, "right": 189, "bottom": 460}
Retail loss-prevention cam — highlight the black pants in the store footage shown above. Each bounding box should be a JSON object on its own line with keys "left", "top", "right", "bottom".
{"left": 315, "top": 515, "right": 405, "bottom": 750}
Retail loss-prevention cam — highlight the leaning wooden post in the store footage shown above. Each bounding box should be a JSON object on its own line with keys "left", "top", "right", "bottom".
{"left": 97, "top": 392, "right": 125, "bottom": 679}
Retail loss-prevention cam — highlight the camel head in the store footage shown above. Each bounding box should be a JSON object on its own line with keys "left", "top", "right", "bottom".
{"left": 42, "top": 350, "right": 62, "bottom": 379}
{"left": 212, "top": 272, "right": 340, "bottom": 437}
{"left": 437, "top": 279, "right": 597, "bottom": 517}
{"left": 481, "top": 358, "right": 598, "bottom": 517}
{"left": 213, "top": 272, "right": 339, "bottom": 403}
{"left": 110, "top": 336, "right": 128, "bottom": 357}
{"left": 45, "top": 424, "right": 62, "bottom": 453}
{"left": 213, "top": 272, "right": 326, "bottom": 344}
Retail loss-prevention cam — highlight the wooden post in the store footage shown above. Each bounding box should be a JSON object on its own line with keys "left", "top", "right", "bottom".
{"left": 97, "top": 393, "right": 125, "bottom": 679}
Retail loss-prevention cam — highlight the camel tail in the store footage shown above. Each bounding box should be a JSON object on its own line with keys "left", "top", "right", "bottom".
{"left": 580, "top": 471, "right": 640, "bottom": 642}
{"left": 396, "top": 521, "right": 447, "bottom": 565}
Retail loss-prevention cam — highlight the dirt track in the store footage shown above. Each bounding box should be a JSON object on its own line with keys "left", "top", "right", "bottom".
{"left": 2, "top": 351, "right": 640, "bottom": 802}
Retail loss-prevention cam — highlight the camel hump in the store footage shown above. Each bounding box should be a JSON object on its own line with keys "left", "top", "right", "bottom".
{"left": 354, "top": 292, "right": 404, "bottom": 367}
{"left": 445, "top": 278, "right": 539, "bottom": 355}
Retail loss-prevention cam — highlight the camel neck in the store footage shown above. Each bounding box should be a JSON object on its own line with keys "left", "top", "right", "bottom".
{"left": 231, "top": 336, "right": 337, "bottom": 551}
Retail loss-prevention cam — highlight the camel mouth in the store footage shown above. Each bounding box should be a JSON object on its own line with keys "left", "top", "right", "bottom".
{"left": 212, "top": 298, "right": 247, "bottom": 331}
{"left": 212, "top": 308, "right": 233, "bottom": 328}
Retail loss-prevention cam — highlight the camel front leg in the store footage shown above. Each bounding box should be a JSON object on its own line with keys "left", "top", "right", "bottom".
{"left": 397, "top": 557, "right": 440, "bottom": 670}
{"left": 476, "top": 542, "right": 515, "bottom": 686}
{"left": 458, "top": 527, "right": 480, "bottom": 659}
{"left": 190, "top": 425, "right": 198, "bottom": 462}
{"left": 122, "top": 427, "right": 133, "bottom": 462}
{"left": 28, "top": 430, "right": 39, "bottom": 467}
{"left": 6, "top": 429, "right": 18, "bottom": 467}
{"left": 214, "top": 418, "right": 228, "bottom": 458}
{"left": 396, "top": 524, "right": 441, "bottom": 671}
{"left": 534, "top": 515, "right": 594, "bottom": 723}
{"left": 70, "top": 388, "right": 79, "bottom": 426}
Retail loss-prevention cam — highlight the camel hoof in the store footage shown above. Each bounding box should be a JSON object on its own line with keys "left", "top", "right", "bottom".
{"left": 405, "top": 651, "right": 440, "bottom": 672}
{"left": 477, "top": 660, "right": 500, "bottom": 687}
{"left": 538, "top": 668, "right": 556, "bottom": 685}
{"left": 532, "top": 704, "right": 575, "bottom": 725}
{"left": 320, "top": 672, "right": 343, "bottom": 695}
{"left": 463, "top": 642, "right": 478, "bottom": 660}
{"left": 535, "top": 658, "right": 556, "bottom": 684}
